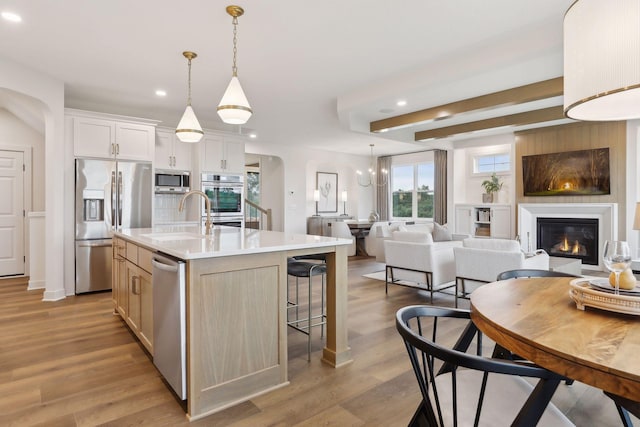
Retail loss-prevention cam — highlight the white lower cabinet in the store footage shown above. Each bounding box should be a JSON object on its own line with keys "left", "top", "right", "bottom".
{"left": 455, "top": 204, "right": 511, "bottom": 239}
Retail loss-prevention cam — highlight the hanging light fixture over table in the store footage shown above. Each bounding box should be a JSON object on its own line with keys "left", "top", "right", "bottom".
{"left": 217, "top": 5, "right": 253, "bottom": 125}
{"left": 357, "top": 144, "right": 388, "bottom": 188}
{"left": 175, "top": 51, "right": 204, "bottom": 143}
{"left": 564, "top": 0, "right": 640, "bottom": 120}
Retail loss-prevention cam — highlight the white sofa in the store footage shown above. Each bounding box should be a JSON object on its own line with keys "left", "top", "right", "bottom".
{"left": 453, "top": 238, "right": 549, "bottom": 306}
{"left": 383, "top": 231, "right": 462, "bottom": 302}
{"left": 365, "top": 221, "right": 469, "bottom": 262}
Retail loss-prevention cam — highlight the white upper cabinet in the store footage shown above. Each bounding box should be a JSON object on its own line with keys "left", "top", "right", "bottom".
{"left": 201, "top": 134, "right": 245, "bottom": 174}
{"left": 70, "top": 110, "right": 157, "bottom": 161}
{"left": 155, "top": 129, "right": 193, "bottom": 170}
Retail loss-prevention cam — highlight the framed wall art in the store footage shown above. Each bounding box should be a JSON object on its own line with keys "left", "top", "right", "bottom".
{"left": 522, "top": 147, "right": 610, "bottom": 196}
{"left": 316, "top": 172, "right": 338, "bottom": 213}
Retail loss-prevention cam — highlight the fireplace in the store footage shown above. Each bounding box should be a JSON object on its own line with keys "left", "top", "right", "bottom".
{"left": 537, "top": 217, "right": 599, "bottom": 265}
{"left": 518, "top": 203, "right": 617, "bottom": 271}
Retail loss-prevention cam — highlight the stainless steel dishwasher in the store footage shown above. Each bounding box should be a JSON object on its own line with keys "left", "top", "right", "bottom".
{"left": 152, "top": 252, "right": 186, "bottom": 400}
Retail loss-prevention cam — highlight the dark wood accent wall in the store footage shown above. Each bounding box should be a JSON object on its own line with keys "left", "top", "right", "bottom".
{"left": 515, "top": 121, "right": 627, "bottom": 238}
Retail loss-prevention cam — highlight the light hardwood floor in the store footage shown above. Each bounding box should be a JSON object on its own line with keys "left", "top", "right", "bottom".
{"left": 0, "top": 260, "right": 635, "bottom": 426}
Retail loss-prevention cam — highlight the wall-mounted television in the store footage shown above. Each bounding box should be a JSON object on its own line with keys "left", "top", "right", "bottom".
{"left": 522, "top": 148, "right": 610, "bottom": 196}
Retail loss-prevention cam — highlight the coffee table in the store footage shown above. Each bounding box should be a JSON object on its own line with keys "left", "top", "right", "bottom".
{"left": 549, "top": 256, "right": 582, "bottom": 276}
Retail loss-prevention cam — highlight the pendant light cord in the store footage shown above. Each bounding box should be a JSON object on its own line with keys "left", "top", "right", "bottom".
{"left": 232, "top": 16, "right": 238, "bottom": 77}
{"left": 187, "top": 57, "right": 193, "bottom": 106}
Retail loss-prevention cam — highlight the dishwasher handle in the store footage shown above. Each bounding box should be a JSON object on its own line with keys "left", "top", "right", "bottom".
{"left": 152, "top": 257, "right": 180, "bottom": 273}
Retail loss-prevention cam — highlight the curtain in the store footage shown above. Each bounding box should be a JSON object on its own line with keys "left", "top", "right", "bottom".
{"left": 434, "top": 150, "right": 447, "bottom": 225}
{"left": 377, "top": 156, "right": 391, "bottom": 220}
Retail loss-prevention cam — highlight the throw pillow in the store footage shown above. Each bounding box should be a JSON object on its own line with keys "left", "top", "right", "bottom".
{"left": 432, "top": 222, "right": 452, "bottom": 242}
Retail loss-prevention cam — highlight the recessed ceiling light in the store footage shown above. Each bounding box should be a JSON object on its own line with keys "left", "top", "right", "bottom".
{"left": 396, "top": 100, "right": 407, "bottom": 107}
{"left": 249, "top": 133, "right": 257, "bottom": 139}
{"left": 155, "top": 89, "right": 167, "bottom": 97}
{"left": 2, "top": 11, "right": 22, "bottom": 22}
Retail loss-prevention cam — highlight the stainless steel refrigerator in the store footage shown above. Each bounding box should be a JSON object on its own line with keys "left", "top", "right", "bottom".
{"left": 75, "top": 158, "right": 152, "bottom": 294}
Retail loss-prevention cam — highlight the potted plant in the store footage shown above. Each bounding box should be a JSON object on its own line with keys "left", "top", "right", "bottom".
{"left": 481, "top": 173, "right": 503, "bottom": 203}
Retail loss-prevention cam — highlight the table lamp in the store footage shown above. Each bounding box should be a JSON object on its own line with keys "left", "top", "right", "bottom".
{"left": 341, "top": 190, "right": 348, "bottom": 216}
{"left": 633, "top": 202, "right": 640, "bottom": 260}
{"left": 313, "top": 189, "right": 320, "bottom": 216}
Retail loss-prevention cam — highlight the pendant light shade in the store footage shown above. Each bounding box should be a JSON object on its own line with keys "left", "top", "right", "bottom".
{"left": 217, "top": 5, "right": 252, "bottom": 125}
{"left": 176, "top": 105, "right": 204, "bottom": 143}
{"left": 218, "top": 75, "right": 252, "bottom": 124}
{"left": 176, "top": 51, "right": 204, "bottom": 143}
{"left": 564, "top": 0, "right": 640, "bottom": 120}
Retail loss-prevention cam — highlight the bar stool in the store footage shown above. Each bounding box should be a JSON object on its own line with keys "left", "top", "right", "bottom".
{"left": 286, "top": 259, "right": 327, "bottom": 361}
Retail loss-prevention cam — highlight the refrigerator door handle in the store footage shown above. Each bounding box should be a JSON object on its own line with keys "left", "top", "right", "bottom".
{"left": 118, "top": 171, "right": 123, "bottom": 228}
{"left": 111, "top": 171, "right": 116, "bottom": 227}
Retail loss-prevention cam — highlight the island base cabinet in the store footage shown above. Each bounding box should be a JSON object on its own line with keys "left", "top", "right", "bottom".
{"left": 187, "top": 252, "right": 287, "bottom": 420}
{"left": 126, "top": 261, "right": 153, "bottom": 354}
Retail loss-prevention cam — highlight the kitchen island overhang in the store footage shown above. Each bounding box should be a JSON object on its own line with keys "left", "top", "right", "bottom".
{"left": 114, "top": 225, "right": 352, "bottom": 420}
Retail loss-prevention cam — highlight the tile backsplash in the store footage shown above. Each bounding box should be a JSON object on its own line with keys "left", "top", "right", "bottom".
{"left": 154, "top": 194, "right": 189, "bottom": 223}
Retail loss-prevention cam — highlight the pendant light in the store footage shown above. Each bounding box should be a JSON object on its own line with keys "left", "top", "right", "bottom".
{"left": 176, "top": 51, "right": 204, "bottom": 143}
{"left": 564, "top": 0, "right": 640, "bottom": 120}
{"left": 217, "top": 5, "right": 252, "bottom": 125}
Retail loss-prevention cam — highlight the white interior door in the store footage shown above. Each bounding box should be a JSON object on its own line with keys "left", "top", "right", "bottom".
{"left": 0, "top": 151, "right": 25, "bottom": 276}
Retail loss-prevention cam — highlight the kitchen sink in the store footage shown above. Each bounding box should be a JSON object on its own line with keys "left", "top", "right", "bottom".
{"left": 140, "top": 232, "right": 206, "bottom": 241}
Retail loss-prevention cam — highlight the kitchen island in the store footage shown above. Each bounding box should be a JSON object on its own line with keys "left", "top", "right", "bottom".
{"left": 113, "top": 225, "right": 352, "bottom": 420}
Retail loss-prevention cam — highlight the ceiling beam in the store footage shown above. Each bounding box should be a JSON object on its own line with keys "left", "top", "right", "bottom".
{"left": 369, "top": 77, "right": 564, "bottom": 133}
{"left": 414, "top": 106, "right": 566, "bottom": 141}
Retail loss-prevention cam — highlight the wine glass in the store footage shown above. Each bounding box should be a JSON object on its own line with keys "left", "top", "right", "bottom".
{"left": 602, "top": 240, "right": 632, "bottom": 295}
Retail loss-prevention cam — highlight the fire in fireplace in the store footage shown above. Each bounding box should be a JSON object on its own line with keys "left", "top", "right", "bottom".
{"left": 537, "top": 217, "right": 598, "bottom": 265}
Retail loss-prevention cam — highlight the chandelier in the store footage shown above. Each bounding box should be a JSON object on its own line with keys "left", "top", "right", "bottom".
{"left": 217, "top": 5, "right": 253, "bottom": 125}
{"left": 175, "top": 51, "right": 204, "bottom": 143}
{"left": 357, "top": 144, "right": 388, "bottom": 187}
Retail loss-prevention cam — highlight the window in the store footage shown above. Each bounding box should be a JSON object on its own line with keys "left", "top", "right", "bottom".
{"left": 474, "top": 153, "right": 510, "bottom": 174}
{"left": 391, "top": 162, "right": 434, "bottom": 219}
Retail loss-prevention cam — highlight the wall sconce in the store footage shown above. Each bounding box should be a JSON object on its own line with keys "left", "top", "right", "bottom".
{"left": 341, "top": 190, "right": 348, "bottom": 216}
{"left": 313, "top": 189, "right": 320, "bottom": 216}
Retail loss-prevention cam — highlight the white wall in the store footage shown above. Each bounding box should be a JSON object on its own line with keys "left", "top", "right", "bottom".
{"left": 246, "top": 141, "right": 371, "bottom": 234}
{"left": 0, "top": 56, "right": 66, "bottom": 300}
{"left": 452, "top": 134, "right": 515, "bottom": 205}
{"left": 0, "top": 108, "right": 45, "bottom": 211}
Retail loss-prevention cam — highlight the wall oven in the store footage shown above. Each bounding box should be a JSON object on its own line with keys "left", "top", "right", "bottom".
{"left": 201, "top": 173, "right": 244, "bottom": 224}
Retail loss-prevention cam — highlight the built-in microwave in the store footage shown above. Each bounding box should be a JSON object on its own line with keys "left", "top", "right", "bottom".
{"left": 155, "top": 170, "right": 191, "bottom": 194}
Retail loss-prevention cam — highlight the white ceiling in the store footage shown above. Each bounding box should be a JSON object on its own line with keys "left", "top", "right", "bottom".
{"left": 0, "top": 0, "right": 576, "bottom": 156}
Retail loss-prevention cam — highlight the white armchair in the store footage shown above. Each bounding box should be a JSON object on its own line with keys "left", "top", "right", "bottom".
{"left": 383, "top": 231, "right": 461, "bottom": 302}
{"left": 329, "top": 221, "right": 356, "bottom": 256}
{"left": 453, "top": 238, "right": 549, "bottom": 306}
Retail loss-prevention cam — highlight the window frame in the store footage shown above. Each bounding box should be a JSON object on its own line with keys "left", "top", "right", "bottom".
{"left": 389, "top": 157, "right": 435, "bottom": 221}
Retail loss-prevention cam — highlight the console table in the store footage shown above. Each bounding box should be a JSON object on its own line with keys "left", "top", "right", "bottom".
{"left": 307, "top": 215, "right": 353, "bottom": 236}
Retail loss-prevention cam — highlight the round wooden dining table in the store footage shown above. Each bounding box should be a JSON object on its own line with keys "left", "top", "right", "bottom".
{"left": 470, "top": 277, "right": 640, "bottom": 402}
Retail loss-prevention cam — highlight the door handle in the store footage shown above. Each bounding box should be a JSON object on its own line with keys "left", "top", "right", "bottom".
{"left": 152, "top": 258, "right": 179, "bottom": 273}
{"left": 131, "top": 275, "right": 139, "bottom": 295}
{"left": 118, "top": 171, "right": 123, "bottom": 227}
{"left": 111, "top": 171, "right": 116, "bottom": 227}
{"left": 78, "top": 242, "right": 112, "bottom": 248}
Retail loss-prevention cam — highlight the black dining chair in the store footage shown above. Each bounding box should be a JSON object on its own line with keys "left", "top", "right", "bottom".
{"left": 396, "top": 305, "right": 573, "bottom": 427}
{"left": 605, "top": 390, "right": 640, "bottom": 426}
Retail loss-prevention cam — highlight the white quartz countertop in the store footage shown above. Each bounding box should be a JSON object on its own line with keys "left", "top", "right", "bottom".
{"left": 115, "top": 225, "right": 352, "bottom": 260}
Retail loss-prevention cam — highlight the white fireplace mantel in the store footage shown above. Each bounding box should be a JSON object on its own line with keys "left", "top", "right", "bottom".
{"left": 518, "top": 203, "right": 618, "bottom": 271}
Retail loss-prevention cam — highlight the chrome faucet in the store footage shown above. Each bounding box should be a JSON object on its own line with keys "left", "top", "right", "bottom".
{"left": 179, "top": 190, "right": 213, "bottom": 235}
